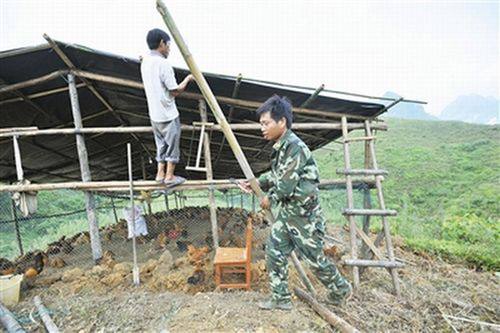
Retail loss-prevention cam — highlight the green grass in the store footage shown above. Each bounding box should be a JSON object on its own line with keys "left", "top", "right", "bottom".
{"left": 315, "top": 118, "right": 499, "bottom": 270}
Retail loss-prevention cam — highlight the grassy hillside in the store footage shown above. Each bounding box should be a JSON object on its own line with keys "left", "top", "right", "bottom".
{"left": 315, "top": 118, "right": 499, "bottom": 270}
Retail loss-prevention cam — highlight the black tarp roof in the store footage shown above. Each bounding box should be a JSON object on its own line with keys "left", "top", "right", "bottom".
{"left": 0, "top": 41, "right": 386, "bottom": 183}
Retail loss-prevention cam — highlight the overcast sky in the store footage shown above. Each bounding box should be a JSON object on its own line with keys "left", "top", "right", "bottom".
{"left": 0, "top": 0, "right": 498, "bottom": 115}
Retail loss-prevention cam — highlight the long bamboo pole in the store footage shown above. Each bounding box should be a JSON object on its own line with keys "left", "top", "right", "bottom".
{"left": 0, "top": 122, "right": 387, "bottom": 138}
{"left": 72, "top": 69, "right": 370, "bottom": 121}
{"left": 0, "top": 70, "right": 68, "bottom": 94}
{"left": 155, "top": 0, "right": 316, "bottom": 294}
{"left": 0, "top": 178, "right": 377, "bottom": 193}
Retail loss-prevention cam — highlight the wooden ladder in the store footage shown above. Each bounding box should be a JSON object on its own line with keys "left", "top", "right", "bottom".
{"left": 339, "top": 117, "right": 402, "bottom": 298}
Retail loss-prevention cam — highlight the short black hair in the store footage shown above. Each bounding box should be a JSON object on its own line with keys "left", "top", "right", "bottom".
{"left": 256, "top": 95, "right": 293, "bottom": 129}
{"left": 146, "top": 28, "right": 171, "bottom": 50}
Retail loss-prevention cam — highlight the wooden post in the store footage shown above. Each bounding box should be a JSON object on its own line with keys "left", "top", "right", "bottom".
{"left": 141, "top": 156, "right": 152, "bottom": 215}
{"left": 156, "top": 0, "right": 316, "bottom": 295}
{"left": 110, "top": 196, "right": 119, "bottom": 224}
{"left": 199, "top": 99, "right": 219, "bottom": 248}
{"left": 127, "top": 143, "right": 140, "bottom": 286}
{"left": 341, "top": 116, "right": 360, "bottom": 288}
{"left": 360, "top": 139, "right": 373, "bottom": 270}
{"left": 68, "top": 73, "right": 102, "bottom": 263}
{"left": 10, "top": 200, "right": 23, "bottom": 256}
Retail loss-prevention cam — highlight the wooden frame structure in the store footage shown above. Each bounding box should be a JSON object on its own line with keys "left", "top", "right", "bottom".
{"left": 0, "top": 4, "right": 427, "bottom": 295}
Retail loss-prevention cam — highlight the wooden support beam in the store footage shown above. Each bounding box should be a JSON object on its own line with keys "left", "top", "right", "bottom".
{"left": 0, "top": 122, "right": 386, "bottom": 138}
{"left": 0, "top": 69, "right": 68, "bottom": 94}
{"left": 341, "top": 116, "right": 360, "bottom": 288}
{"left": 68, "top": 73, "right": 102, "bottom": 263}
{"left": 353, "top": 224, "right": 384, "bottom": 260}
{"left": 343, "top": 259, "right": 404, "bottom": 269}
{"left": 71, "top": 68, "right": 371, "bottom": 121}
{"left": 342, "top": 208, "right": 397, "bottom": 216}
{"left": 200, "top": 99, "right": 219, "bottom": 248}
{"left": 300, "top": 84, "right": 324, "bottom": 108}
{"left": 0, "top": 178, "right": 376, "bottom": 193}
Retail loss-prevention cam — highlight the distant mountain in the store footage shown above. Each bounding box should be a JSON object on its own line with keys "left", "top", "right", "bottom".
{"left": 381, "top": 91, "right": 438, "bottom": 121}
{"left": 439, "top": 94, "right": 499, "bottom": 125}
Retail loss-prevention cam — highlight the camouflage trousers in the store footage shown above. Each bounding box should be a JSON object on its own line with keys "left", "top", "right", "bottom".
{"left": 266, "top": 198, "right": 349, "bottom": 302}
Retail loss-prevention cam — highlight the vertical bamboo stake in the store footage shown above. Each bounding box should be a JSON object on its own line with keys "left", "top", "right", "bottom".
{"left": 365, "top": 120, "right": 400, "bottom": 297}
{"left": 110, "top": 196, "right": 119, "bottom": 224}
{"left": 341, "top": 116, "right": 360, "bottom": 288}
{"left": 199, "top": 99, "right": 219, "bottom": 248}
{"left": 10, "top": 200, "right": 23, "bottom": 256}
{"left": 155, "top": 0, "right": 316, "bottom": 294}
{"left": 127, "top": 143, "right": 140, "bottom": 286}
{"left": 68, "top": 73, "right": 102, "bottom": 263}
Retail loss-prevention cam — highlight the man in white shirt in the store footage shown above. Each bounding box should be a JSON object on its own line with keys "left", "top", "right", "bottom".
{"left": 141, "top": 28, "right": 194, "bottom": 186}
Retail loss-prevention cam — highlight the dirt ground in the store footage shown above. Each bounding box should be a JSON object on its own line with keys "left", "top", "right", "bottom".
{"left": 4, "top": 208, "right": 500, "bottom": 332}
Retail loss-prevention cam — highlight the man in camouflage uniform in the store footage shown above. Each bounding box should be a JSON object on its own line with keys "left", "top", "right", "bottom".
{"left": 240, "top": 95, "right": 352, "bottom": 310}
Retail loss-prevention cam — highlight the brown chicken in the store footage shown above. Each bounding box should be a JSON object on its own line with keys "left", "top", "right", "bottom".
{"left": 187, "top": 245, "right": 210, "bottom": 268}
{"left": 15, "top": 251, "right": 48, "bottom": 278}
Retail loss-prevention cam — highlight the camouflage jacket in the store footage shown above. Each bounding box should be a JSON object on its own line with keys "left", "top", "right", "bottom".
{"left": 258, "top": 130, "right": 320, "bottom": 206}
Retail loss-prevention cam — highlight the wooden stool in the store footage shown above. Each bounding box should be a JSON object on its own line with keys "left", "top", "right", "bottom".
{"left": 214, "top": 218, "right": 252, "bottom": 290}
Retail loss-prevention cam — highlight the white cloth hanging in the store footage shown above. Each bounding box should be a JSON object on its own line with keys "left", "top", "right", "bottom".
{"left": 123, "top": 205, "right": 148, "bottom": 239}
{"left": 11, "top": 179, "right": 37, "bottom": 217}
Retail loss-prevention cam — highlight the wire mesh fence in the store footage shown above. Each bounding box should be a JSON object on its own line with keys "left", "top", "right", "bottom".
{"left": 0, "top": 185, "right": 374, "bottom": 279}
